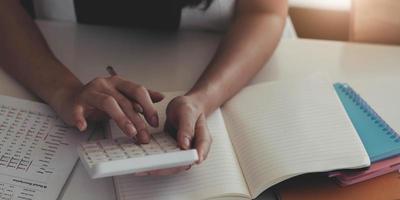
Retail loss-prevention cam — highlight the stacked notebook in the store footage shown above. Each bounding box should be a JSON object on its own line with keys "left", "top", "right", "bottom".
{"left": 276, "top": 172, "right": 400, "bottom": 200}
{"left": 328, "top": 83, "right": 400, "bottom": 186}
{"left": 276, "top": 81, "right": 400, "bottom": 200}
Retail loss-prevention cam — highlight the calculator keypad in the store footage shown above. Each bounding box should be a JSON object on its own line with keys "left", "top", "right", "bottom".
{"left": 79, "top": 132, "right": 181, "bottom": 167}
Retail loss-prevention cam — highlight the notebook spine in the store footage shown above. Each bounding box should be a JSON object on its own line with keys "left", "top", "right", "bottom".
{"left": 337, "top": 83, "right": 400, "bottom": 143}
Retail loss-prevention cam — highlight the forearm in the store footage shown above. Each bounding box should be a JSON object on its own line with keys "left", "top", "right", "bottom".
{"left": 0, "top": 1, "right": 82, "bottom": 106}
{"left": 187, "top": 1, "right": 287, "bottom": 115}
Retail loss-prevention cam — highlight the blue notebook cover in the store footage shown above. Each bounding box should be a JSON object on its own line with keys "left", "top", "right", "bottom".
{"left": 334, "top": 83, "right": 400, "bottom": 162}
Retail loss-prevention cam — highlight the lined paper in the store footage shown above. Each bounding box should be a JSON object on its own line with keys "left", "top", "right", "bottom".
{"left": 222, "top": 80, "right": 370, "bottom": 198}
{"left": 113, "top": 92, "right": 249, "bottom": 200}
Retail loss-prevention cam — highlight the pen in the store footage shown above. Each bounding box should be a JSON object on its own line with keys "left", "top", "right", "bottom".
{"left": 106, "top": 65, "right": 117, "bottom": 76}
{"left": 106, "top": 66, "right": 144, "bottom": 113}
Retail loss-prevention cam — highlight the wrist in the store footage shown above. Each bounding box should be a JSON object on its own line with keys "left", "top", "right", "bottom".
{"left": 48, "top": 80, "right": 83, "bottom": 112}
{"left": 185, "top": 86, "right": 217, "bottom": 116}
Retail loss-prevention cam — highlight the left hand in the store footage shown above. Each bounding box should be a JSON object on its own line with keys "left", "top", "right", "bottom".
{"left": 137, "top": 95, "right": 212, "bottom": 176}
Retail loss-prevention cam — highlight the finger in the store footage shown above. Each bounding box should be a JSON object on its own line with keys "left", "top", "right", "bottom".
{"left": 177, "top": 112, "right": 196, "bottom": 150}
{"left": 107, "top": 90, "right": 150, "bottom": 143}
{"left": 132, "top": 102, "right": 144, "bottom": 113}
{"left": 194, "top": 114, "right": 212, "bottom": 164}
{"left": 116, "top": 82, "right": 159, "bottom": 127}
{"left": 85, "top": 92, "right": 137, "bottom": 138}
{"left": 148, "top": 89, "right": 164, "bottom": 103}
{"left": 129, "top": 113, "right": 150, "bottom": 144}
{"left": 147, "top": 165, "right": 190, "bottom": 176}
{"left": 72, "top": 104, "right": 87, "bottom": 132}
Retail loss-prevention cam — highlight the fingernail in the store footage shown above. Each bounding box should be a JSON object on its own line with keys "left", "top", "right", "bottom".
{"left": 151, "top": 115, "right": 159, "bottom": 127}
{"left": 183, "top": 138, "right": 191, "bottom": 149}
{"left": 138, "top": 130, "right": 150, "bottom": 143}
{"left": 126, "top": 123, "right": 137, "bottom": 137}
{"left": 198, "top": 155, "right": 203, "bottom": 164}
{"left": 196, "top": 152, "right": 203, "bottom": 164}
{"left": 77, "top": 120, "right": 86, "bottom": 131}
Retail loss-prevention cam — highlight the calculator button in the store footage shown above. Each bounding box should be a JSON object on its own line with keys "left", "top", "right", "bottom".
{"left": 162, "top": 143, "right": 178, "bottom": 148}
{"left": 87, "top": 161, "right": 94, "bottom": 167}
{"left": 82, "top": 155, "right": 92, "bottom": 162}
{"left": 144, "top": 148, "right": 163, "bottom": 155}
{"left": 89, "top": 157, "right": 108, "bottom": 163}
{"left": 110, "top": 154, "right": 127, "bottom": 160}
{"left": 103, "top": 145, "right": 120, "bottom": 151}
{"left": 91, "top": 157, "right": 109, "bottom": 163}
{"left": 126, "top": 151, "right": 145, "bottom": 157}
{"left": 105, "top": 149, "right": 124, "bottom": 155}
{"left": 85, "top": 148, "right": 102, "bottom": 153}
{"left": 82, "top": 143, "right": 100, "bottom": 149}
{"left": 141, "top": 145, "right": 158, "bottom": 150}
{"left": 120, "top": 144, "right": 141, "bottom": 151}
{"left": 165, "top": 147, "right": 181, "bottom": 152}
{"left": 87, "top": 151, "right": 106, "bottom": 158}
{"left": 90, "top": 153, "right": 108, "bottom": 160}
{"left": 124, "top": 147, "right": 145, "bottom": 154}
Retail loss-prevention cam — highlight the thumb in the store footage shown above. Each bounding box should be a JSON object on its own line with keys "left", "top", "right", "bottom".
{"left": 177, "top": 112, "right": 196, "bottom": 150}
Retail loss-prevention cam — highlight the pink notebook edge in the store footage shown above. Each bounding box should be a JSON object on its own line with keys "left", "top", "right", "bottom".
{"left": 329, "top": 156, "right": 400, "bottom": 185}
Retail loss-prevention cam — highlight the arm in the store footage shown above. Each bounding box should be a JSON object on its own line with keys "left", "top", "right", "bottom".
{"left": 0, "top": 1, "right": 82, "bottom": 106}
{"left": 188, "top": 0, "right": 288, "bottom": 114}
{"left": 0, "top": 1, "right": 162, "bottom": 142}
{"left": 161, "top": 0, "right": 287, "bottom": 174}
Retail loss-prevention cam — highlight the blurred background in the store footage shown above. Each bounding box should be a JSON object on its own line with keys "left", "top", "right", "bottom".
{"left": 20, "top": 0, "right": 400, "bottom": 45}
{"left": 289, "top": 0, "right": 400, "bottom": 45}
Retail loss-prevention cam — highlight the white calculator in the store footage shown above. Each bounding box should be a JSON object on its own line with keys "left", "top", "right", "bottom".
{"left": 78, "top": 132, "right": 198, "bottom": 179}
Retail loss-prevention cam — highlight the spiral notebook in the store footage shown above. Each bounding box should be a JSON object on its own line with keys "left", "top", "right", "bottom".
{"left": 334, "top": 83, "right": 400, "bottom": 162}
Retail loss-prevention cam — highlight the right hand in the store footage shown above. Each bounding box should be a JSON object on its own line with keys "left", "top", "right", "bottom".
{"left": 50, "top": 75, "right": 164, "bottom": 143}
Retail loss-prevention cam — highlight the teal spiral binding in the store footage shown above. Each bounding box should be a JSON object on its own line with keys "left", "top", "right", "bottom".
{"left": 334, "top": 83, "right": 400, "bottom": 162}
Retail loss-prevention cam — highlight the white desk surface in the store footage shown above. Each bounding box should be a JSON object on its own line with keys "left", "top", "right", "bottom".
{"left": 0, "top": 20, "right": 399, "bottom": 200}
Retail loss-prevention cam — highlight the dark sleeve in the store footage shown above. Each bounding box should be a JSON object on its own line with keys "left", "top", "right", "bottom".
{"left": 73, "top": 0, "right": 182, "bottom": 30}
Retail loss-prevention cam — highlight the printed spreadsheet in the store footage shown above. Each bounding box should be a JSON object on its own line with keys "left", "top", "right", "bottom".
{"left": 0, "top": 95, "right": 87, "bottom": 200}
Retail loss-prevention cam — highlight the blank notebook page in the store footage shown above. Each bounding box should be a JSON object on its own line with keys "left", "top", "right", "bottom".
{"left": 113, "top": 93, "right": 249, "bottom": 200}
{"left": 222, "top": 79, "right": 370, "bottom": 198}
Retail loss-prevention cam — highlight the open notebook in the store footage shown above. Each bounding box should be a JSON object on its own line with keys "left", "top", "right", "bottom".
{"left": 111, "top": 79, "right": 370, "bottom": 200}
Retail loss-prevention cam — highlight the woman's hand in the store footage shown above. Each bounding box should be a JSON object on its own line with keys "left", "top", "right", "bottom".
{"left": 50, "top": 75, "right": 164, "bottom": 143}
{"left": 166, "top": 96, "right": 212, "bottom": 163}
{"left": 141, "top": 95, "right": 212, "bottom": 176}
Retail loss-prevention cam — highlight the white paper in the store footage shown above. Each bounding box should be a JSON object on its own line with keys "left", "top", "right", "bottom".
{"left": 0, "top": 95, "right": 87, "bottom": 200}
{"left": 222, "top": 79, "right": 370, "bottom": 197}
